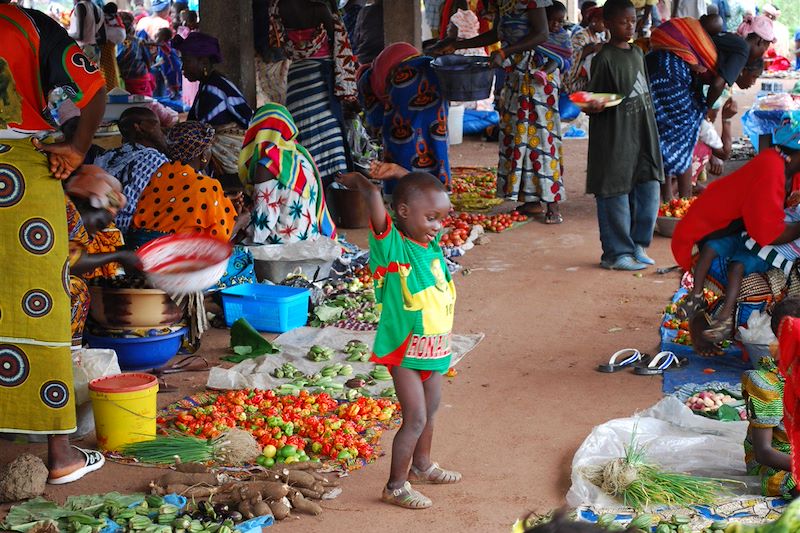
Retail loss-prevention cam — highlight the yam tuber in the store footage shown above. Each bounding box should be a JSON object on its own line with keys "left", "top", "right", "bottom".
{"left": 289, "top": 491, "right": 322, "bottom": 516}
{"left": 268, "top": 498, "right": 291, "bottom": 520}
{"left": 157, "top": 471, "right": 217, "bottom": 487}
{"left": 238, "top": 499, "right": 254, "bottom": 520}
{"left": 286, "top": 470, "right": 317, "bottom": 490}
{"left": 295, "top": 487, "right": 323, "bottom": 500}
{"left": 175, "top": 463, "right": 209, "bottom": 473}
{"left": 252, "top": 500, "right": 272, "bottom": 518}
{"left": 242, "top": 481, "right": 289, "bottom": 501}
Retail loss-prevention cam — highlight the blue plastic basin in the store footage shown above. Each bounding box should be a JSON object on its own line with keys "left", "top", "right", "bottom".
{"left": 85, "top": 327, "right": 187, "bottom": 371}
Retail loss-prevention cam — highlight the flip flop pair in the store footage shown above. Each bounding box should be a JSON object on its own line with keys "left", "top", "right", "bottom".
{"left": 632, "top": 351, "right": 688, "bottom": 375}
{"left": 47, "top": 446, "right": 105, "bottom": 485}
{"left": 597, "top": 349, "right": 688, "bottom": 375}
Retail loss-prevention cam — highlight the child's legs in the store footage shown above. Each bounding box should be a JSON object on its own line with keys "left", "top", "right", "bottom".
{"left": 388, "top": 366, "right": 429, "bottom": 489}
{"left": 630, "top": 180, "right": 660, "bottom": 249}
{"left": 411, "top": 371, "right": 443, "bottom": 470}
{"left": 717, "top": 261, "right": 744, "bottom": 317}
{"left": 691, "top": 243, "right": 721, "bottom": 296}
{"left": 595, "top": 193, "right": 634, "bottom": 263}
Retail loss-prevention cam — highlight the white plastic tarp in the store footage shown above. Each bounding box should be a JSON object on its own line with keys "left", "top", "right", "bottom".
{"left": 566, "top": 396, "right": 760, "bottom": 508}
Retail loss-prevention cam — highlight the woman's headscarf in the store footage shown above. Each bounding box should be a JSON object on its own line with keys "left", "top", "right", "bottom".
{"left": 370, "top": 42, "right": 420, "bottom": 105}
{"left": 239, "top": 103, "right": 336, "bottom": 238}
{"left": 66, "top": 166, "right": 126, "bottom": 215}
{"left": 650, "top": 18, "right": 718, "bottom": 73}
{"left": 736, "top": 14, "right": 775, "bottom": 42}
{"left": 167, "top": 121, "right": 216, "bottom": 163}
{"left": 711, "top": 32, "right": 750, "bottom": 85}
{"left": 172, "top": 32, "right": 223, "bottom": 63}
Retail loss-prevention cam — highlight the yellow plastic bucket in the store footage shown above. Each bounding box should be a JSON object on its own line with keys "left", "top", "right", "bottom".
{"left": 88, "top": 373, "right": 159, "bottom": 451}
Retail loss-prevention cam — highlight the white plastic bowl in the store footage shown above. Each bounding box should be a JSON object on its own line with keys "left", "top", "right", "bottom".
{"left": 137, "top": 234, "right": 232, "bottom": 295}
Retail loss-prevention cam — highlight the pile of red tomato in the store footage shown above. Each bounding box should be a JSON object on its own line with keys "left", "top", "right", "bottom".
{"left": 353, "top": 266, "right": 372, "bottom": 284}
{"left": 163, "top": 389, "right": 399, "bottom": 465}
{"left": 440, "top": 211, "right": 528, "bottom": 247}
{"left": 450, "top": 167, "right": 496, "bottom": 198}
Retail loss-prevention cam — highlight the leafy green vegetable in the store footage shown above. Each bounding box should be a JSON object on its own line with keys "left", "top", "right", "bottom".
{"left": 224, "top": 318, "right": 280, "bottom": 363}
{"left": 314, "top": 304, "right": 345, "bottom": 323}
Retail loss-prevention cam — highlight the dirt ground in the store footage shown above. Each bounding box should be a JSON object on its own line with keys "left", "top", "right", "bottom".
{"left": 0, "top": 83, "right": 768, "bottom": 532}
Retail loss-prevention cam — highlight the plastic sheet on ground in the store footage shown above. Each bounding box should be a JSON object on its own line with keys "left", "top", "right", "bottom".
{"left": 206, "top": 326, "right": 484, "bottom": 394}
{"left": 566, "top": 396, "right": 757, "bottom": 509}
{"left": 246, "top": 237, "right": 342, "bottom": 262}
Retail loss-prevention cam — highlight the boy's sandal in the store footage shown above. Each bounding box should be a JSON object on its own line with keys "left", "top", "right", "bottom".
{"left": 408, "top": 462, "right": 462, "bottom": 484}
{"left": 632, "top": 351, "right": 688, "bottom": 375}
{"left": 381, "top": 482, "right": 432, "bottom": 509}
{"left": 544, "top": 212, "right": 563, "bottom": 225}
{"left": 597, "top": 348, "right": 642, "bottom": 373}
{"left": 701, "top": 316, "right": 735, "bottom": 344}
{"left": 676, "top": 293, "right": 706, "bottom": 320}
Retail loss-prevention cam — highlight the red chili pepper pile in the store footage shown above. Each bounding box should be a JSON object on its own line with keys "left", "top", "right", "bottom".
{"left": 162, "top": 389, "right": 399, "bottom": 465}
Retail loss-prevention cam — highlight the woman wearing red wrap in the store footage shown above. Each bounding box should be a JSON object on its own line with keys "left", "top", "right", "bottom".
{"left": 672, "top": 121, "right": 800, "bottom": 353}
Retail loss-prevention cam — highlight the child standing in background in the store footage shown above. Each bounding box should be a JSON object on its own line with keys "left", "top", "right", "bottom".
{"left": 584, "top": 0, "right": 663, "bottom": 271}
{"left": 336, "top": 170, "right": 460, "bottom": 509}
{"left": 154, "top": 27, "right": 182, "bottom": 98}
{"left": 535, "top": 2, "right": 573, "bottom": 86}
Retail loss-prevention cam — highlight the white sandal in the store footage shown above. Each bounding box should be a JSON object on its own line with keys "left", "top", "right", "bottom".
{"left": 597, "top": 348, "right": 642, "bottom": 373}
{"left": 47, "top": 446, "right": 105, "bottom": 485}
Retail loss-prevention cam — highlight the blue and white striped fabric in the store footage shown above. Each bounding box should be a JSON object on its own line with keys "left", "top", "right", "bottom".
{"left": 647, "top": 50, "right": 707, "bottom": 177}
{"left": 188, "top": 72, "right": 252, "bottom": 129}
{"left": 285, "top": 59, "right": 348, "bottom": 184}
{"left": 742, "top": 207, "right": 800, "bottom": 275}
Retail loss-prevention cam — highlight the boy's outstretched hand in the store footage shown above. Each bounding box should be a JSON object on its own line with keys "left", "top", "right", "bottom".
{"left": 336, "top": 172, "right": 388, "bottom": 234}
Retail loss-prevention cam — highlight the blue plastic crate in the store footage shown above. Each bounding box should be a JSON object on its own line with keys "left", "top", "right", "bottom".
{"left": 220, "top": 283, "right": 310, "bottom": 333}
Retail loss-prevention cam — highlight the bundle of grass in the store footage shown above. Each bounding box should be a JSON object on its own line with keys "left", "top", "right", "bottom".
{"left": 580, "top": 435, "right": 733, "bottom": 511}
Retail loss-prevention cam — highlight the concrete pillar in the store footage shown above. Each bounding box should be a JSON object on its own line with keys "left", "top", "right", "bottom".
{"left": 198, "top": 1, "right": 256, "bottom": 107}
{"left": 384, "top": 0, "right": 422, "bottom": 48}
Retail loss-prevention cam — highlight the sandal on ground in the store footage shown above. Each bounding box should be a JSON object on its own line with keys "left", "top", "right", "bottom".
{"left": 381, "top": 481, "right": 432, "bottom": 509}
{"left": 600, "top": 255, "right": 646, "bottom": 271}
{"left": 408, "top": 462, "right": 462, "bottom": 484}
{"left": 515, "top": 202, "right": 544, "bottom": 217}
{"left": 544, "top": 212, "right": 563, "bottom": 225}
{"left": 597, "top": 348, "right": 642, "bottom": 373}
{"left": 676, "top": 292, "right": 706, "bottom": 320}
{"left": 48, "top": 446, "right": 105, "bottom": 485}
{"left": 701, "top": 316, "right": 735, "bottom": 344}
{"left": 633, "top": 351, "right": 688, "bottom": 375}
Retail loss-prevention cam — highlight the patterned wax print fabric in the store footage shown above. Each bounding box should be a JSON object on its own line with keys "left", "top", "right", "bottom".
{"left": 94, "top": 142, "right": 169, "bottom": 233}
{"left": 132, "top": 161, "right": 236, "bottom": 241}
{"left": 0, "top": 4, "right": 105, "bottom": 434}
{"left": 369, "top": 215, "right": 456, "bottom": 374}
{"left": 743, "top": 356, "right": 795, "bottom": 497}
{"left": 359, "top": 56, "right": 451, "bottom": 194}
{"left": 491, "top": 0, "right": 564, "bottom": 204}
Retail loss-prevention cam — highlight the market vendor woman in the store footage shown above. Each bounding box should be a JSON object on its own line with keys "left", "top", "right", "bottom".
{"left": 0, "top": 0, "right": 107, "bottom": 483}
{"left": 672, "top": 120, "right": 800, "bottom": 354}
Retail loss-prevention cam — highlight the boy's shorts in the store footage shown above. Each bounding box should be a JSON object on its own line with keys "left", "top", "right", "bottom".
{"left": 707, "top": 234, "right": 771, "bottom": 277}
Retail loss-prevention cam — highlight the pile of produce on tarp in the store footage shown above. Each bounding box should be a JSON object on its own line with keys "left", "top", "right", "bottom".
{"left": 207, "top": 327, "right": 483, "bottom": 399}
{"left": 156, "top": 387, "right": 399, "bottom": 470}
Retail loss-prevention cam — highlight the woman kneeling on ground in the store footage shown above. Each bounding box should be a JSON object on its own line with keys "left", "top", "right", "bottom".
{"left": 672, "top": 120, "right": 800, "bottom": 355}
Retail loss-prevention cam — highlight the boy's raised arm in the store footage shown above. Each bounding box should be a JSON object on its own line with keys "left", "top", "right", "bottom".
{"left": 336, "top": 172, "right": 388, "bottom": 235}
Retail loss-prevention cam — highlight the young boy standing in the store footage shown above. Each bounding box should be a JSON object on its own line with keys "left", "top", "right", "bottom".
{"left": 337, "top": 171, "right": 461, "bottom": 509}
{"left": 585, "top": 0, "right": 664, "bottom": 271}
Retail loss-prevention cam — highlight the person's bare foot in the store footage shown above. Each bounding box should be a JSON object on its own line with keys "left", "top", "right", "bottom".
{"left": 689, "top": 313, "right": 725, "bottom": 357}
{"left": 47, "top": 435, "right": 88, "bottom": 477}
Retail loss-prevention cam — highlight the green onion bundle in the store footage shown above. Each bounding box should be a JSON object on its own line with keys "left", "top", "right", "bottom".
{"left": 581, "top": 434, "right": 733, "bottom": 511}
{"left": 121, "top": 434, "right": 217, "bottom": 464}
